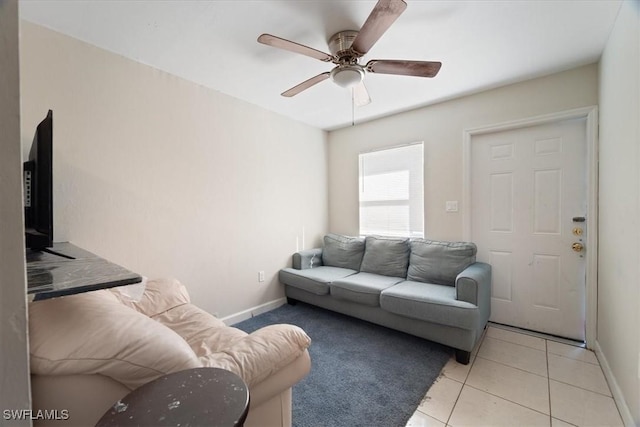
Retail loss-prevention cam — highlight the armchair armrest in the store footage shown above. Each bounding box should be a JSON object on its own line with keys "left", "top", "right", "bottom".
{"left": 455, "top": 262, "right": 492, "bottom": 307}
{"left": 201, "top": 324, "right": 311, "bottom": 387}
{"left": 292, "top": 248, "right": 323, "bottom": 270}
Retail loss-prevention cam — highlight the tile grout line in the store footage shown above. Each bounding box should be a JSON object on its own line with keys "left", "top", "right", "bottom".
{"left": 546, "top": 338, "right": 552, "bottom": 427}
{"left": 488, "top": 322, "right": 585, "bottom": 347}
{"left": 547, "top": 351, "right": 600, "bottom": 366}
{"left": 548, "top": 378, "right": 615, "bottom": 399}
{"left": 462, "top": 383, "right": 552, "bottom": 419}
{"left": 463, "top": 335, "right": 562, "bottom": 422}
{"left": 444, "top": 327, "right": 616, "bottom": 427}
{"left": 444, "top": 328, "right": 487, "bottom": 426}
{"left": 483, "top": 334, "right": 547, "bottom": 354}
{"left": 490, "top": 332, "right": 613, "bottom": 410}
{"left": 473, "top": 354, "right": 548, "bottom": 380}
{"left": 411, "top": 327, "right": 617, "bottom": 427}
{"left": 444, "top": 354, "right": 473, "bottom": 425}
{"left": 487, "top": 325, "right": 599, "bottom": 361}
{"left": 485, "top": 338, "right": 545, "bottom": 352}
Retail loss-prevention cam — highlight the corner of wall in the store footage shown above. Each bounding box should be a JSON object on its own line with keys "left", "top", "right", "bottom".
{"left": 1, "top": 0, "right": 32, "bottom": 413}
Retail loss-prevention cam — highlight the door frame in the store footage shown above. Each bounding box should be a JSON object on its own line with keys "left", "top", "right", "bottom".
{"left": 462, "top": 106, "right": 599, "bottom": 348}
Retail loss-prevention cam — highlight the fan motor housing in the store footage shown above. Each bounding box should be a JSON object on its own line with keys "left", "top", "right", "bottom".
{"left": 328, "top": 30, "right": 360, "bottom": 63}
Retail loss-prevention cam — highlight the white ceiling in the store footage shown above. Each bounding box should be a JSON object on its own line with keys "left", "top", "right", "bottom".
{"left": 19, "top": 0, "right": 622, "bottom": 131}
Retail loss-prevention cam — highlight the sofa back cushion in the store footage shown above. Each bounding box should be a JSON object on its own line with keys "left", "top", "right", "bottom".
{"left": 322, "top": 234, "right": 366, "bottom": 271}
{"left": 360, "top": 236, "right": 410, "bottom": 278}
{"left": 408, "top": 239, "right": 477, "bottom": 285}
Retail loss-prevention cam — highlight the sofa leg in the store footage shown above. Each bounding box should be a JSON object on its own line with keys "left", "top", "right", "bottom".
{"left": 455, "top": 349, "right": 471, "bottom": 365}
{"left": 287, "top": 297, "right": 298, "bottom": 306}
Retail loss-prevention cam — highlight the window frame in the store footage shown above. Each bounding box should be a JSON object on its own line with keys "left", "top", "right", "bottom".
{"left": 358, "top": 142, "right": 425, "bottom": 238}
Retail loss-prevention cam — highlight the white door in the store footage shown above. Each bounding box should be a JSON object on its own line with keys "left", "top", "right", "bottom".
{"left": 470, "top": 118, "right": 587, "bottom": 340}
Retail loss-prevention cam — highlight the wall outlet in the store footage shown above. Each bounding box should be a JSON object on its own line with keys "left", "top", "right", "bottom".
{"left": 258, "top": 271, "right": 265, "bottom": 282}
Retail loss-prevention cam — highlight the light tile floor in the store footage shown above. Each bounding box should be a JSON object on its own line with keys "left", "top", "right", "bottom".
{"left": 406, "top": 325, "right": 624, "bottom": 427}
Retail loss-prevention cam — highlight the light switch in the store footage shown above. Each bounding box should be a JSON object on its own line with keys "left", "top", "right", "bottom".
{"left": 446, "top": 201, "right": 459, "bottom": 213}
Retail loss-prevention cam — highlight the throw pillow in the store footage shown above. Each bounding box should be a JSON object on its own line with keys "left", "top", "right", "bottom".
{"left": 407, "top": 239, "right": 477, "bottom": 285}
{"left": 360, "top": 236, "right": 410, "bottom": 278}
{"left": 322, "top": 233, "right": 366, "bottom": 271}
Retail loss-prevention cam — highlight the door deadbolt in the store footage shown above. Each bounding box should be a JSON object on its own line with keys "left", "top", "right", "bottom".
{"left": 572, "top": 242, "right": 584, "bottom": 252}
{"left": 573, "top": 227, "right": 583, "bottom": 236}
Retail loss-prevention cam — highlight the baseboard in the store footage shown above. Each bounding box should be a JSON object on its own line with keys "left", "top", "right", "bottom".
{"left": 594, "top": 340, "right": 635, "bottom": 426}
{"left": 221, "top": 297, "right": 287, "bottom": 326}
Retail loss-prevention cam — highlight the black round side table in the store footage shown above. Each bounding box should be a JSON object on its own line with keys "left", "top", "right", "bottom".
{"left": 96, "top": 367, "right": 249, "bottom": 427}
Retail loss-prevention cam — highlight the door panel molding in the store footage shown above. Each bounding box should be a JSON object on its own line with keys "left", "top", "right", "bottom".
{"left": 463, "top": 105, "right": 598, "bottom": 347}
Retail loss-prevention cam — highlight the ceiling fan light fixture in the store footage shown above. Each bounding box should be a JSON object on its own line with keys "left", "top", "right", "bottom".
{"left": 259, "top": 0, "right": 442, "bottom": 103}
{"left": 330, "top": 65, "right": 364, "bottom": 88}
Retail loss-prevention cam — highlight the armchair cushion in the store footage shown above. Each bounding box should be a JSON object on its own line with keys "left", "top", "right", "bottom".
{"left": 29, "top": 289, "right": 200, "bottom": 390}
{"left": 112, "top": 277, "right": 190, "bottom": 317}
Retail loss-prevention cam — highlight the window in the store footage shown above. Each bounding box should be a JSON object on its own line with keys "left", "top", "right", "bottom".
{"left": 359, "top": 143, "right": 424, "bottom": 238}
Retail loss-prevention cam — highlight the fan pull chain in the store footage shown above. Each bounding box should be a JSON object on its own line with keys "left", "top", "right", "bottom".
{"left": 351, "top": 87, "right": 355, "bottom": 126}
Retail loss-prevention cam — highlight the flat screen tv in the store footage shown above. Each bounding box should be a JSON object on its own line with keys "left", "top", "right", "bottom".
{"left": 24, "top": 110, "right": 54, "bottom": 251}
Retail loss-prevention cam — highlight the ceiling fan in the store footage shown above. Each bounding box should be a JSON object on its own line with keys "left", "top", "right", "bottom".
{"left": 257, "top": 0, "right": 441, "bottom": 107}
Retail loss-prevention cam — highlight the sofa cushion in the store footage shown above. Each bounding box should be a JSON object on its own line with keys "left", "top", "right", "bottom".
{"left": 330, "top": 272, "right": 405, "bottom": 307}
{"left": 380, "top": 281, "right": 479, "bottom": 330}
{"left": 407, "top": 240, "right": 477, "bottom": 286}
{"left": 279, "top": 266, "right": 357, "bottom": 295}
{"left": 360, "top": 236, "right": 410, "bottom": 278}
{"left": 322, "top": 234, "right": 366, "bottom": 271}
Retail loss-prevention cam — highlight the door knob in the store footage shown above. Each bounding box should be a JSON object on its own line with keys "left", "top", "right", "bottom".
{"left": 572, "top": 242, "right": 584, "bottom": 252}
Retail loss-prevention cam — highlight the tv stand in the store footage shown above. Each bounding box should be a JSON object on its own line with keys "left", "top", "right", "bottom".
{"left": 26, "top": 242, "right": 142, "bottom": 301}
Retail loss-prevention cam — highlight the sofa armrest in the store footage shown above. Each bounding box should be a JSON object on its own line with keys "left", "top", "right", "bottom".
{"left": 292, "top": 248, "right": 323, "bottom": 270}
{"left": 455, "top": 262, "right": 492, "bottom": 307}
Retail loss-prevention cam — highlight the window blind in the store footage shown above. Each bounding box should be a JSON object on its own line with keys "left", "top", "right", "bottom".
{"left": 358, "top": 143, "right": 424, "bottom": 238}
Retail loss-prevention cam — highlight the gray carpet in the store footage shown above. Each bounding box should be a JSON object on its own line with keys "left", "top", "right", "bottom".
{"left": 234, "top": 302, "right": 451, "bottom": 427}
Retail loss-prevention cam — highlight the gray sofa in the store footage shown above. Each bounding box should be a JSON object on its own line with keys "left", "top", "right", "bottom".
{"left": 279, "top": 234, "right": 491, "bottom": 364}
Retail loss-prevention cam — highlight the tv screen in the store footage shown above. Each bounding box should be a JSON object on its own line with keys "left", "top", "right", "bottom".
{"left": 24, "top": 110, "right": 53, "bottom": 250}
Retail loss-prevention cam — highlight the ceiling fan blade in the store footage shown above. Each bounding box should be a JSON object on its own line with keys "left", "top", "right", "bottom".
{"left": 281, "top": 72, "right": 331, "bottom": 97}
{"left": 258, "top": 34, "right": 333, "bottom": 62}
{"left": 353, "top": 82, "right": 371, "bottom": 107}
{"left": 366, "top": 60, "right": 442, "bottom": 77}
{"left": 351, "top": 0, "right": 407, "bottom": 56}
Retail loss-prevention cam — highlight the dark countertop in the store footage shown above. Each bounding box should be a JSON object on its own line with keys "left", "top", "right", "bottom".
{"left": 27, "top": 242, "right": 142, "bottom": 301}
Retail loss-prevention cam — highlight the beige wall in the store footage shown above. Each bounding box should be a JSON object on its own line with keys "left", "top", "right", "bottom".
{"left": 597, "top": 0, "right": 640, "bottom": 424}
{"left": 0, "top": 0, "right": 31, "bottom": 417}
{"left": 16, "top": 7, "right": 639, "bottom": 423}
{"left": 19, "top": 22, "right": 329, "bottom": 318}
{"left": 328, "top": 64, "right": 599, "bottom": 240}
